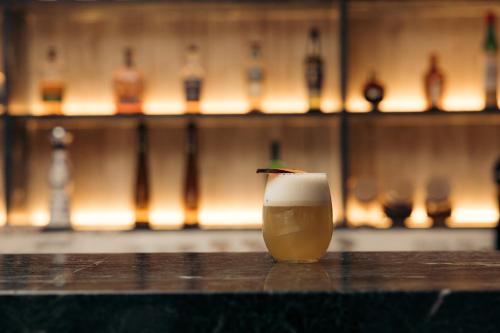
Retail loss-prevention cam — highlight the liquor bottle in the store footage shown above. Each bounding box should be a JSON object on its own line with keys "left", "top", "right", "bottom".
{"left": 268, "top": 141, "right": 284, "bottom": 169}
{"left": 182, "top": 45, "right": 204, "bottom": 114}
{"left": 183, "top": 122, "right": 199, "bottom": 228}
{"left": 305, "top": 27, "right": 324, "bottom": 113}
{"left": 46, "top": 127, "right": 72, "bottom": 231}
{"left": 363, "top": 72, "right": 385, "bottom": 112}
{"left": 113, "top": 47, "right": 144, "bottom": 114}
{"left": 484, "top": 12, "right": 498, "bottom": 110}
{"left": 134, "top": 122, "right": 150, "bottom": 230}
{"left": 40, "top": 46, "right": 65, "bottom": 115}
{"left": 425, "top": 177, "right": 452, "bottom": 227}
{"left": 424, "top": 54, "right": 445, "bottom": 111}
{"left": 247, "top": 41, "right": 265, "bottom": 113}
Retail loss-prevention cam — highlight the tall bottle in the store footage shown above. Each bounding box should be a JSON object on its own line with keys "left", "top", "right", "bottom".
{"left": 183, "top": 122, "right": 199, "bottom": 228}
{"left": 40, "top": 46, "right": 65, "bottom": 115}
{"left": 424, "top": 54, "right": 445, "bottom": 111}
{"left": 485, "top": 12, "right": 498, "bottom": 110}
{"left": 247, "top": 41, "right": 265, "bottom": 113}
{"left": 305, "top": 27, "right": 324, "bottom": 113}
{"left": 46, "top": 127, "right": 72, "bottom": 231}
{"left": 182, "top": 45, "right": 204, "bottom": 114}
{"left": 269, "top": 141, "right": 284, "bottom": 169}
{"left": 134, "top": 122, "right": 150, "bottom": 230}
{"left": 113, "top": 47, "right": 144, "bottom": 114}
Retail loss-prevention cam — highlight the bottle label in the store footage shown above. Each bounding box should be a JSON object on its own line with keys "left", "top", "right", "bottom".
{"left": 49, "top": 189, "right": 70, "bottom": 227}
{"left": 366, "top": 86, "right": 382, "bottom": 102}
{"left": 306, "top": 57, "right": 323, "bottom": 92}
{"left": 248, "top": 67, "right": 263, "bottom": 82}
{"left": 185, "top": 78, "right": 202, "bottom": 101}
{"left": 429, "top": 80, "right": 442, "bottom": 106}
{"left": 485, "top": 52, "right": 498, "bottom": 91}
{"left": 42, "top": 87, "right": 64, "bottom": 102}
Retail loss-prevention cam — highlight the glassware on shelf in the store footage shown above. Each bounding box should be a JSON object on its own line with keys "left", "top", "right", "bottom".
{"left": 484, "top": 11, "right": 498, "bottom": 110}
{"left": 183, "top": 122, "right": 200, "bottom": 228}
{"left": 363, "top": 72, "right": 385, "bottom": 112}
{"left": 46, "top": 127, "right": 73, "bottom": 231}
{"left": 424, "top": 54, "right": 445, "bottom": 111}
{"left": 382, "top": 181, "right": 413, "bottom": 228}
{"left": 113, "top": 47, "right": 144, "bottom": 114}
{"left": 425, "top": 177, "right": 452, "bottom": 227}
{"left": 182, "top": 44, "right": 204, "bottom": 114}
{"left": 350, "top": 177, "right": 380, "bottom": 227}
{"left": 305, "top": 27, "right": 324, "bottom": 114}
{"left": 134, "top": 122, "right": 150, "bottom": 230}
{"left": 40, "top": 46, "right": 65, "bottom": 115}
{"left": 260, "top": 171, "right": 333, "bottom": 263}
{"left": 247, "top": 41, "right": 265, "bottom": 114}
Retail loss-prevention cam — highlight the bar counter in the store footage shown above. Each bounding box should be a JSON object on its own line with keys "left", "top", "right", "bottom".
{"left": 1, "top": 252, "right": 500, "bottom": 332}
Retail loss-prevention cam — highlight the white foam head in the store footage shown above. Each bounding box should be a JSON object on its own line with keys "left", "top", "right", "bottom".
{"left": 264, "top": 173, "right": 331, "bottom": 206}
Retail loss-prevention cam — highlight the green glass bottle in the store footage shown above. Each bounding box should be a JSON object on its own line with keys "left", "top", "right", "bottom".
{"left": 484, "top": 12, "right": 498, "bottom": 109}
{"left": 269, "top": 141, "right": 284, "bottom": 169}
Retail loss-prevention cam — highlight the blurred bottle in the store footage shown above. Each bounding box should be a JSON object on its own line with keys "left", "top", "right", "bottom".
{"left": 0, "top": 71, "right": 5, "bottom": 107}
{"left": 40, "top": 46, "right": 65, "bottom": 115}
{"left": 425, "top": 177, "right": 452, "bottom": 227}
{"left": 305, "top": 27, "right": 324, "bottom": 113}
{"left": 484, "top": 12, "right": 498, "bottom": 110}
{"left": 113, "top": 47, "right": 144, "bottom": 114}
{"left": 134, "top": 122, "right": 150, "bottom": 230}
{"left": 183, "top": 122, "right": 199, "bottom": 228}
{"left": 268, "top": 141, "right": 284, "bottom": 169}
{"left": 247, "top": 41, "right": 265, "bottom": 113}
{"left": 46, "top": 127, "right": 72, "bottom": 231}
{"left": 363, "top": 72, "right": 384, "bottom": 112}
{"left": 424, "top": 54, "right": 445, "bottom": 111}
{"left": 351, "top": 177, "right": 379, "bottom": 227}
{"left": 382, "top": 182, "right": 413, "bottom": 228}
{"left": 182, "top": 45, "right": 204, "bottom": 114}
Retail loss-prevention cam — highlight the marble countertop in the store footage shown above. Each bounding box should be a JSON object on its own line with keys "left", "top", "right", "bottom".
{"left": 1, "top": 252, "right": 500, "bottom": 332}
{"left": 1, "top": 252, "right": 500, "bottom": 293}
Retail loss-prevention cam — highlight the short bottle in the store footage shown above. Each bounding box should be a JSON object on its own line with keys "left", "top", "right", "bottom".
{"left": 113, "top": 47, "right": 144, "bottom": 114}
{"left": 363, "top": 72, "right": 385, "bottom": 112}
{"left": 424, "top": 54, "right": 445, "bottom": 111}
{"left": 46, "top": 127, "right": 72, "bottom": 231}
{"left": 134, "top": 122, "right": 150, "bottom": 230}
{"left": 183, "top": 122, "right": 200, "bottom": 228}
{"left": 40, "top": 46, "right": 65, "bottom": 115}
{"left": 305, "top": 27, "right": 324, "bottom": 113}
{"left": 247, "top": 41, "right": 265, "bottom": 113}
{"left": 484, "top": 12, "right": 498, "bottom": 110}
{"left": 182, "top": 45, "right": 204, "bottom": 114}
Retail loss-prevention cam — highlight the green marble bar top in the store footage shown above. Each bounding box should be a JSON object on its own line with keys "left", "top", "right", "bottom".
{"left": 1, "top": 252, "right": 500, "bottom": 332}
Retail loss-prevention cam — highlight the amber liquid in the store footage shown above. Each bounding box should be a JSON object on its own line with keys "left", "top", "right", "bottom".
{"left": 183, "top": 123, "right": 199, "bottom": 228}
{"left": 134, "top": 123, "right": 150, "bottom": 229}
{"left": 40, "top": 81, "right": 65, "bottom": 115}
{"left": 263, "top": 205, "right": 333, "bottom": 263}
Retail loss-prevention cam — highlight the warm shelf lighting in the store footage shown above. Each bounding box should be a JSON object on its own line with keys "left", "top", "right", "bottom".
{"left": 450, "top": 207, "right": 498, "bottom": 227}
{"left": 24, "top": 98, "right": 339, "bottom": 116}
{"left": 442, "top": 95, "right": 483, "bottom": 111}
{"left": 149, "top": 209, "right": 184, "bottom": 228}
{"left": 199, "top": 209, "right": 262, "bottom": 228}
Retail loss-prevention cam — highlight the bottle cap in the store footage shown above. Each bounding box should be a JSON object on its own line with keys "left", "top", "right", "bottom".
{"left": 309, "top": 27, "right": 320, "bottom": 39}
{"left": 487, "top": 11, "right": 496, "bottom": 24}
